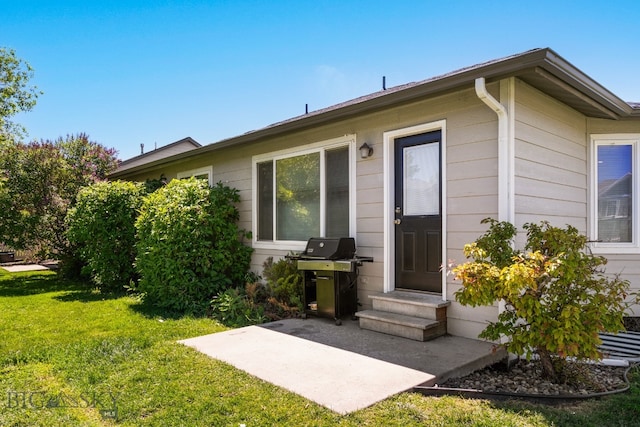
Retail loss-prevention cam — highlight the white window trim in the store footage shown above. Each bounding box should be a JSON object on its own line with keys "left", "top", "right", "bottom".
{"left": 590, "top": 134, "right": 640, "bottom": 254}
{"left": 177, "top": 166, "right": 213, "bottom": 186}
{"left": 252, "top": 134, "right": 356, "bottom": 251}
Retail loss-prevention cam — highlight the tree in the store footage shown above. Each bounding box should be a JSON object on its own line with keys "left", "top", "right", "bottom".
{"left": 0, "top": 47, "right": 42, "bottom": 140}
{"left": 453, "top": 218, "right": 635, "bottom": 382}
{"left": 0, "top": 134, "right": 119, "bottom": 257}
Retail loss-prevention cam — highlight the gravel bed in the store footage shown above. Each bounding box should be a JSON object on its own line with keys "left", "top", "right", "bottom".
{"left": 440, "top": 359, "right": 628, "bottom": 396}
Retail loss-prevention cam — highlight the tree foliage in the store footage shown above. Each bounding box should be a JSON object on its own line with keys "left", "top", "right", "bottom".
{"left": 66, "top": 181, "right": 144, "bottom": 292}
{"left": 134, "top": 178, "right": 253, "bottom": 315}
{"left": 0, "top": 47, "right": 42, "bottom": 140}
{"left": 0, "top": 134, "right": 119, "bottom": 256}
{"left": 453, "top": 218, "right": 636, "bottom": 381}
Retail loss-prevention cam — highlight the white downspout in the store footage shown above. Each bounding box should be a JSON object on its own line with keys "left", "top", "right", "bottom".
{"left": 474, "top": 77, "right": 514, "bottom": 224}
{"left": 475, "top": 77, "right": 515, "bottom": 345}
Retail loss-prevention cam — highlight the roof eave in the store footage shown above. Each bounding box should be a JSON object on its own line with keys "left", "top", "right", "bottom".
{"left": 536, "top": 50, "right": 633, "bottom": 117}
{"left": 110, "top": 48, "right": 636, "bottom": 178}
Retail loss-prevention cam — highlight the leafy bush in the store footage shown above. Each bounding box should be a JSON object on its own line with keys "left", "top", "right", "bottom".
{"left": 453, "top": 218, "right": 635, "bottom": 381}
{"left": 262, "top": 255, "right": 304, "bottom": 312}
{"left": 66, "top": 181, "right": 144, "bottom": 292}
{"left": 210, "top": 287, "right": 267, "bottom": 327}
{"left": 134, "top": 178, "right": 253, "bottom": 315}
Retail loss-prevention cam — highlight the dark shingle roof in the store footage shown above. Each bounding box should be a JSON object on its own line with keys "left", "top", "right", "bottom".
{"left": 111, "top": 48, "right": 640, "bottom": 177}
{"left": 265, "top": 49, "right": 546, "bottom": 130}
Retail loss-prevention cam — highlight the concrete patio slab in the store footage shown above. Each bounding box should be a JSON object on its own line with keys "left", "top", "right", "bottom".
{"left": 1, "top": 264, "right": 50, "bottom": 272}
{"left": 179, "top": 317, "right": 504, "bottom": 414}
{"left": 179, "top": 325, "right": 434, "bottom": 414}
{"left": 260, "top": 318, "right": 504, "bottom": 384}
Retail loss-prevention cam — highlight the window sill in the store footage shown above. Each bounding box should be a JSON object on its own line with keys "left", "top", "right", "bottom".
{"left": 589, "top": 244, "right": 640, "bottom": 255}
{"left": 252, "top": 240, "right": 308, "bottom": 252}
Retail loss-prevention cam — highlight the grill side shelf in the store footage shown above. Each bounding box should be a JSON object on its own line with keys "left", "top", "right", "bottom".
{"left": 297, "top": 260, "right": 354, "bottom": 272}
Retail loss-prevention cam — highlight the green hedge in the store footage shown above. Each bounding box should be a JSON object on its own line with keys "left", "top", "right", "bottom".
{"left": 134, "top": 178, "right": 253, "bottom": 315}
{"left": 66, "top": 181, "right": 144, "bottom": 292}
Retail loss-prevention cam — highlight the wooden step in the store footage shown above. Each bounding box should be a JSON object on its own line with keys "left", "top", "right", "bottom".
{"left": 356, "top": 310, "right": 447, "bottom": 342}
{"left": 369, "top": 291, "right": 450, "bottom": 321}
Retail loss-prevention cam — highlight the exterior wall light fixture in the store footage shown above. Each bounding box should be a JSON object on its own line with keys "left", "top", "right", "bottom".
{"left": 359, "top": 142, "right": 373, "bottom": 159}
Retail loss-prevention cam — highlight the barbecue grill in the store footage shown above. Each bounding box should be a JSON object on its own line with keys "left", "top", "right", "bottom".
{"left": 295, "top": 237, "right": 373, "bottom": 325}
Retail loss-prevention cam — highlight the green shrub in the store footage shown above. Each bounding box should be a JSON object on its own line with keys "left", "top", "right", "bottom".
{"left": 262, "top": 255, "right": 304, "bottom": 312}
{"left": 134, "top": 178, "right": 253, "bottom": 315}
{"left": 453, "top": 218, "right": 636, "bottom": 381}
{"left": 65, "top": 181, "right": 144, "bottom": 292}
{"left": 210, "top": 287, "right": 267, "bottom": 327}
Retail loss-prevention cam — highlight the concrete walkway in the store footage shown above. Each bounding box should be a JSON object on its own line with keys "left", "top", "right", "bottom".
{"left": 179, "top": 317, "right": 504, "bottom": 414}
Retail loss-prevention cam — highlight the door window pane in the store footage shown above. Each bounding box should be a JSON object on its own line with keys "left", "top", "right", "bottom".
{"left": 326, "top": 147, "right": 349, "bottom": 237}
{"left": 404, "top": 142, "right": 440, "bottom": 216}
{"left": 276, "top": 153, "right": 320, "bottom": 240}
{"left": 597, "top": 144, "right": 632, "bottom": 243}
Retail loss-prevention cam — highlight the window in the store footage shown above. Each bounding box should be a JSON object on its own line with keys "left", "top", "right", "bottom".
{"left": 177, "top": 166, "right": 213, "bottom": 185}
{"left": 253, "top": 137, "right": 353, "bottom": 247}
{"left": 591, "top": 135, "right": 639, "bottom": 252}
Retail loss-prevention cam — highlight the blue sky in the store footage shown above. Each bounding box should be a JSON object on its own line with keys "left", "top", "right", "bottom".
{"left": 3, "top": 0, "right": 639, "bottom": 161}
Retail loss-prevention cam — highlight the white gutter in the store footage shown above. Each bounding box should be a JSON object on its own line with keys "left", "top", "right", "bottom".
{"left": 474, "top": 77, "right": 515, "bottom": 223}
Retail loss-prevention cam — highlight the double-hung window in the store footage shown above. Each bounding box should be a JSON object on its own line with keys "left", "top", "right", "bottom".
{"left": 591, "top": 135, "right": 640, "bottom": 253}
{"left": 253, "top": 136, "right": 354, "bottom": 248}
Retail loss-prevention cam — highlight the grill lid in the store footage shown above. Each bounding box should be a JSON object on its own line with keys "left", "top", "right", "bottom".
{"left": 301, "top": 237, "right": 356, "bottom": 260}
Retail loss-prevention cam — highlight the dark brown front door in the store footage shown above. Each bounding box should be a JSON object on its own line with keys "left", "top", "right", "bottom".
{"left": 394, "top": 130, "right": 442, "bottom": 292}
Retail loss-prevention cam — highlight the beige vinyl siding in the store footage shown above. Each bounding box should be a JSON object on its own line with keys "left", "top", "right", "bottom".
{"left": 121, "top": 81, "right": 602, "bottom": 340}
{"left": 513, "top": 79, "right": 588, "bottom": 240}
{"left": 354, "top": 155, "right": 384, "bottom": 296}
{"left": 444, "top": 89, "right": 502, "bottom": 338}
{"left": 117, "top": 158, "right": 201, "bottom": 183}
{"left": 208, "top": 152, "right": 252, "bottom": 232}
{"left": 515, "top": 84, "right": 640, "bottom": 316}
{"left": 117, "top": 83, "right": 553, "bottom": 339}
{"left": 588, "top": 118, "right": 640, "bottom": 135}
{"left": 245, "top": 86, "right": 504, "bottom": 337}
{"left": 603, "top": 257, "right": 640, "bottom": 315}
{"left": 353, "top": 87, "right": 504, "bottom": 338}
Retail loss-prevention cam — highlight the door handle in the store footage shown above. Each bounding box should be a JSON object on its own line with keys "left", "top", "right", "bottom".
{"left": 394, "top": 219, "right": 402, "bottom": 225}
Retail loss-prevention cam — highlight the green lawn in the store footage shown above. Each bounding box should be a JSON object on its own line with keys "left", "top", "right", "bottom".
{"left": 1, "top": 269, "right": 638, "bottom": 426}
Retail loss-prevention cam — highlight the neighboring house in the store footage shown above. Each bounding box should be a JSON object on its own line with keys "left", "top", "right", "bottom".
{"left": 111, "top": 48, "right": 640, "bottom": 341}
{"left": 115, "top": 137, "right": 201, "bottom": 174}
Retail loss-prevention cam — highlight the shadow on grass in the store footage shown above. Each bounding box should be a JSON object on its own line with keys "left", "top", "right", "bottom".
{"left": 0, "top": 271, "right": 87, "bottom": 297}
{"left": 128, "top": 298, "right": 208, "bottom": 321}
{"left": 53, "top": 289, "right": 126, "bottom": 303}
{"left": 0, "top": 270, "right": 128, "bottom": 304}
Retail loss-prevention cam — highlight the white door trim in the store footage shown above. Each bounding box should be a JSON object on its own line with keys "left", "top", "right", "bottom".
{"left": 383, "top": 120, "right": 447, "bottom": 300}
